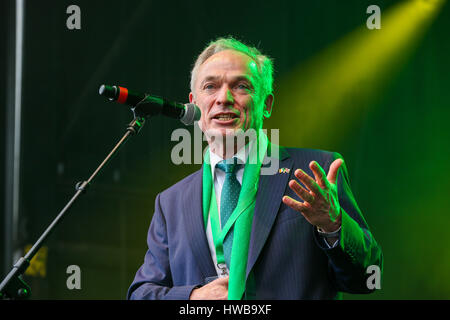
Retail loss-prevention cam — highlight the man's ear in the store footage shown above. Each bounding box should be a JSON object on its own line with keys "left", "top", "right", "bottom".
{"left": 189, "top": 92, "right": 203, "bottom": 131}
{"left": 263, "top": 94, "right": 274, "bottom": 119}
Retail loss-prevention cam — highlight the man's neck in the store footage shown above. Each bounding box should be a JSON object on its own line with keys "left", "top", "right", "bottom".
{"left": 209, "top": 144, "right": 238, "bottom": 160}
{"left": 208, "top": 136, "right": 258, "bottom": 160}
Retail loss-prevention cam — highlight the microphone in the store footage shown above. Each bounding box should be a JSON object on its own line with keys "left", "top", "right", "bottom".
{"left": 99, "top": 84, "right": 201, "bottom": 126}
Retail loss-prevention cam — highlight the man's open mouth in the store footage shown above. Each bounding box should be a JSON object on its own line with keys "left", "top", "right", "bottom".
{"left": 213, "top": 113, "right": 239, "bottom": 121}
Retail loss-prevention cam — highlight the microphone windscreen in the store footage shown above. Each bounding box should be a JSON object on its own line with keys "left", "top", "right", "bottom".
{"left": 99, "top": 84, "right": 117, "bottom": 100}
{"left": 181, "top": 104, "right": 201, "bottom": 126}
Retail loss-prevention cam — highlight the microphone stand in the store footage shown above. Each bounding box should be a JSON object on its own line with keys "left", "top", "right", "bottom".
{"left": 0, "top": 116, "right": 145, "bottom": 299}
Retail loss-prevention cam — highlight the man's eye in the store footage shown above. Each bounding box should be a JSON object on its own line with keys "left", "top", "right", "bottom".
{"left": 204, "top": 84, "right": 215, "bottom": 90}
{"left": 236, "top": 84, "right": 249, "bottom": 90}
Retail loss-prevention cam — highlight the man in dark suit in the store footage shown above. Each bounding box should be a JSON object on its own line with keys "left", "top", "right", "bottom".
{"left": 127, "top": 37, "right": 383, "bottom": 300}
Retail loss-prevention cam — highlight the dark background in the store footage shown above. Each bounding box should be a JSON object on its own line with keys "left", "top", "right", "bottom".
{"left": 1, "top": 0, "right": 449, "bottom": 299}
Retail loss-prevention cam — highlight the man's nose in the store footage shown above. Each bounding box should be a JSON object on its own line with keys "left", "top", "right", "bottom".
{"left": 217, "top": 86, "right": 234, "bottom": 106}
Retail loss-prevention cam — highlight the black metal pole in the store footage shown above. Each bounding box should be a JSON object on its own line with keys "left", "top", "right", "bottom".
{"left": 0, "top": 117, "right": 145, "bottom": 299}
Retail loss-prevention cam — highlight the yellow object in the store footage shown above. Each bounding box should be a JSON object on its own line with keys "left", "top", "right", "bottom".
{"left": 24, "top": 245, "right": 48, "bottom": 278}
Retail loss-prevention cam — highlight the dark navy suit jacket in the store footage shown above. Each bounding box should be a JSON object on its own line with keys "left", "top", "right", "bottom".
{"left": 127, "top": 146, "right": 383, "bottom": 299}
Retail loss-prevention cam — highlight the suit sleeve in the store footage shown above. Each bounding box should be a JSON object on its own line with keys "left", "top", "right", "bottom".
{"left": 313, "top": 152, "right": 384, "bottom": 294}
{"left": 126, "top": 193, "right": 199, "bottom": 300}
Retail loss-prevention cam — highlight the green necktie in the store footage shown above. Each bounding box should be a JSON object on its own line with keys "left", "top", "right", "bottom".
{"left": 216, "top": 159, "right": 242, "bottom": 269}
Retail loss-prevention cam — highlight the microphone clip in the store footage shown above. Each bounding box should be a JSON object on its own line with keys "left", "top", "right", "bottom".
{"left": 126, "top": 117, "right": 146, "bottom": 135}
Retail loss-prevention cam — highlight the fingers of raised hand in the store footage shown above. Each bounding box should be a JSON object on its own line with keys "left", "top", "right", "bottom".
{"left": 288, "top": 179, "right": 314, "bottom": 204}
{"left": 282, "top": 195, "right": 311, "bottom": 214}
{"left": 294, "top": 168, "right": 322, "bottom": 196}
{"left": 309, "top": 161, "right": 330, "bottom": 190}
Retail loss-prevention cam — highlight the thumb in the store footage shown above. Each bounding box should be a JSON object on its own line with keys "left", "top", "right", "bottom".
{"left": 214, "top": 276, "right": 229, "bottom": 285}
{"left": 327, "top": 158, "right": 343, "bottom": 184}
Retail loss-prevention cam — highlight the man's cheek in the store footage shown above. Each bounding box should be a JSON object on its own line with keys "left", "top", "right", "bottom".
{"left": 198, "top": 119, "right": 205, "bottom": 132}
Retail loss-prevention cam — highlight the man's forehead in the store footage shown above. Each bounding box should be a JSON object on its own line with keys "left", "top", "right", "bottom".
{"left": 200, "top": 74, "right": 253, "bottom": 84}
{"left": 198, "top": 50, "right": 259, "bottom": 79}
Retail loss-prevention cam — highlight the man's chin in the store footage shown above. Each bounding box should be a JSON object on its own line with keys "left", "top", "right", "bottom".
{"left": 204, "top": 127, "right": 244, "bottom": 140}
{"left": 204, "top": 127, "right": 258, "bottom": 156}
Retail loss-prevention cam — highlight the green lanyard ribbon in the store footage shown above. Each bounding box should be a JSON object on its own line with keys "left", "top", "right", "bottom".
{"left": 202, "top": 135, "right": 266, "bottom": 299}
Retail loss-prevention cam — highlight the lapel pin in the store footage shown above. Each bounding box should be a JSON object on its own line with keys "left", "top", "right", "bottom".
{"left": 278, "top": 168, "right": 290, "bottom": 174}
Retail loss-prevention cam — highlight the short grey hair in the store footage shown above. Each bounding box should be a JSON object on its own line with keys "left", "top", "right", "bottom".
{"left": 190, "top": 37, "right": 274, "bottom": 99}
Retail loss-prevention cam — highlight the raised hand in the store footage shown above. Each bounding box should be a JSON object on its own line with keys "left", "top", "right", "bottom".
{"left": 282, "top": 159, "right": 343, "bottom": 232}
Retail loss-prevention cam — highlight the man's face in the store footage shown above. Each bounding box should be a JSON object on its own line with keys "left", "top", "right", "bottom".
{"left": 189, "top": 50, "right": 272, "bottom": 141}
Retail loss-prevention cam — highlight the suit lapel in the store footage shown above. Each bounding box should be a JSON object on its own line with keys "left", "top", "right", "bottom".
{"left": 246, "top": 145, "right": 293, "bottom": 277}
{"left": 182, "top": 169, "right": 216, "bottom": 279}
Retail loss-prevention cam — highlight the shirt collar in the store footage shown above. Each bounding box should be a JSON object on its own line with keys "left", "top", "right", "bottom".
{"left": 208, "top": 131, "right": 268, "bottom": 179}
{"left": 209, "top": 141, "right": 250, "bottom": 174}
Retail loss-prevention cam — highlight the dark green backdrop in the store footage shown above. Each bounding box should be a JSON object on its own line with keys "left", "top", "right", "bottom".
{"left": 1, "top": 0, "right": 449, "bottom": 299}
